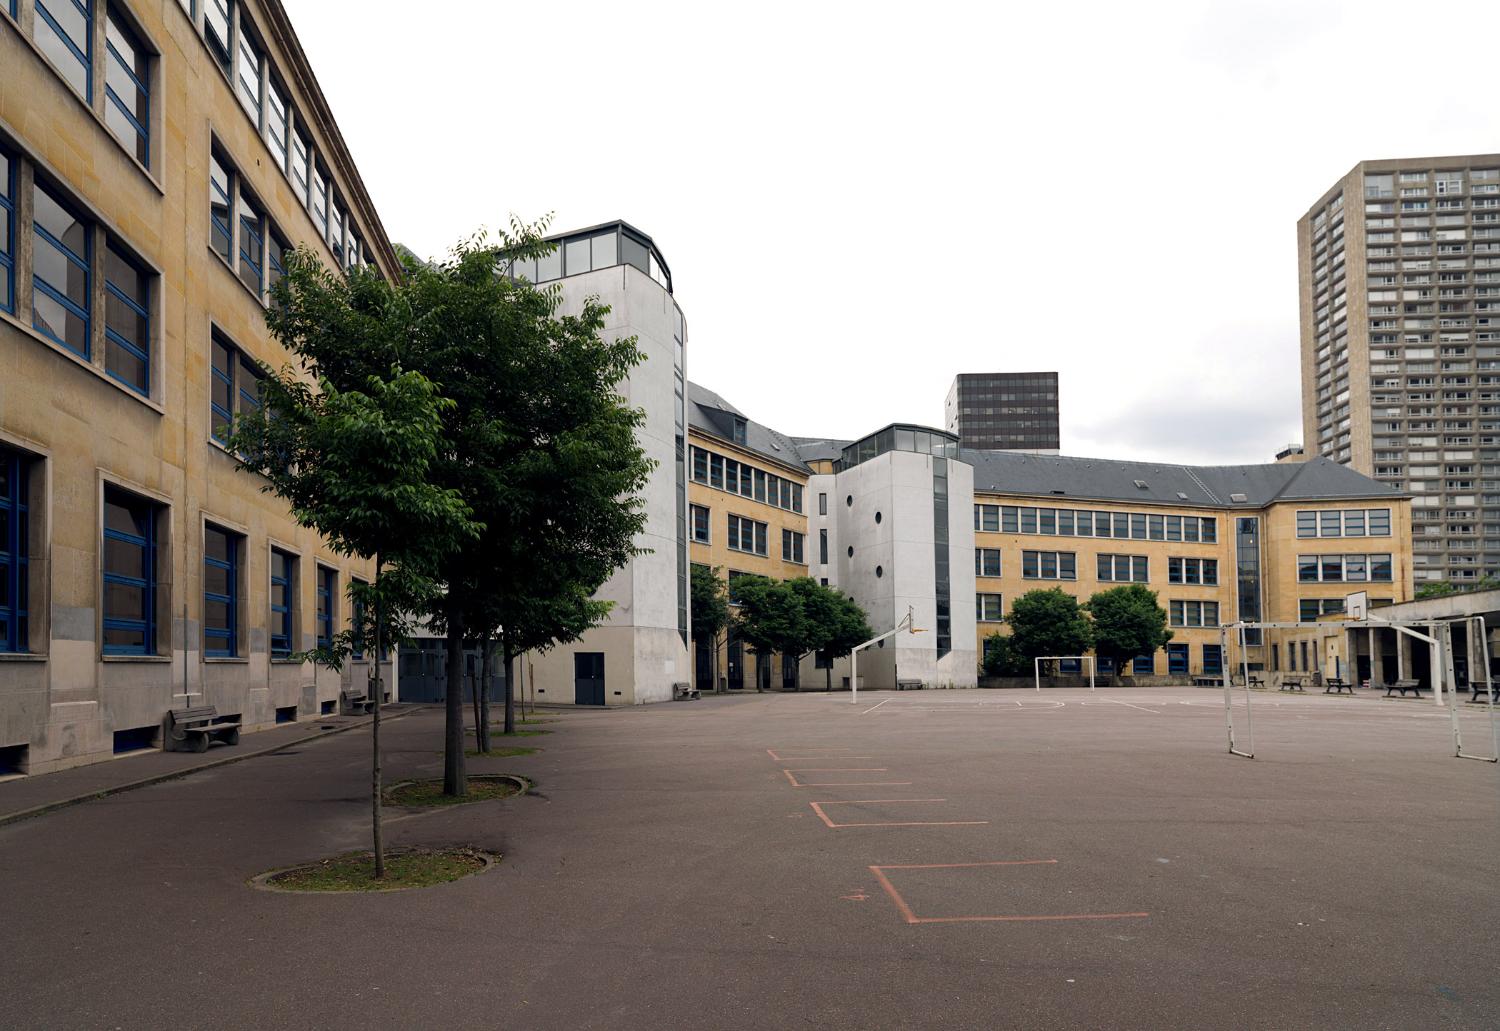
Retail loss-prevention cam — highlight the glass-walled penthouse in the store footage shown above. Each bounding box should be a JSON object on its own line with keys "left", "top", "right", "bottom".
{"left": 834, "top": 425, "right": 960, "bottom": 472}
{"left": 509, "top": 221, "right": 673, "bottom": 293}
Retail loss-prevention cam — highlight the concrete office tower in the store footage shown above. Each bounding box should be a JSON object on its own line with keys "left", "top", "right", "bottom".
{"left": 514, "top": 223, "right": 692, "bottom": 706}
{"left": 1299, "top": 155, "right": 1500, "bottom": 585}
{"left": 0, "top": 0, "right": 397, "bottom": 774}
{"left": 945, "top": 372, "right": 1061, "bottom": 453}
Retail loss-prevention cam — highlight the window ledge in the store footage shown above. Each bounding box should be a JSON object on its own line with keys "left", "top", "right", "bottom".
{"left": 102, "top": 654, "right": 171, "bottom": 663}
{"left": 270, "top": 657, "right": 306, "bottom": 665}
{"left": 0, "top": 652, "right": 48, "bottom": 662}
{"left": 208, "top": 245, "right": 271, "bottom": 310}
{"left": 0, "top": 309, "right": 166, "bottom": 414}
{"left": 204, "top": 656, "right": 250, "bottom": 664}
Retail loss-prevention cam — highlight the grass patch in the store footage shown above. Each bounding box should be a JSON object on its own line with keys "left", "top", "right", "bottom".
{"left": 263, "top": 847, "right": 492, "bottom": 892}
{"left": 385, "top": 775, "right": 526, "bottom": 808}
{"left": 465, "top": 745, "right": 538, "bottom": 759}
{"left": 466, "top": 726, "right": 550, "bottom": 737}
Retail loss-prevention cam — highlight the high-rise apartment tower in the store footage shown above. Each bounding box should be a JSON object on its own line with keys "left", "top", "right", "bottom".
{"left": 944, "top": 372, "right": 1060, "bottom": 452}
{"left": 1299, "top": 155, "right": 1500, "bottom": 585}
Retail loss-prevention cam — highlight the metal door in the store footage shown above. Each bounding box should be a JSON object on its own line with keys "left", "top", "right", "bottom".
{"left": 727, "top": 636, "right": 744, "bottom": 690}
{"left": 574, "top": 652, "right": 606, "bottom": 706}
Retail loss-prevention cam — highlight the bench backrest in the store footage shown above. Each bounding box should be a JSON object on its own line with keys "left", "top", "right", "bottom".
{"left": 170, "top": 706, "right": 217, "bottom": 724}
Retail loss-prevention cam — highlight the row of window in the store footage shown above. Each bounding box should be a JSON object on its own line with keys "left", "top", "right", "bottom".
{"left": 0, "top": 446, "right": 373, "bottom": 658}
{"left": 1296, "top": 554, "right": 1396, "bottom": 583}
{"left": 992, "top": 646, "right": 1227, "bottom": 676}
{"left": 726, "top": 514, "right": 769, "bottom": 558}
{"left": 1294, "top": 508, "right": 1393, "bottom": 538}
{"left": 1169, "top": 600, "right": 1221, "bottom": 628}
{"left": 975, "top": 504, "right": 1218, "bottom": 544}
{"left": 0, "top": 147, "right": 155, "bottom": 395}
{"left": 178, "top": 0, "right": 367, "bottom": 268}
{"left": 209, "top": 146, "right": 288, "bottom": 302}
{"left": 691, "top": 445, "right": 804, "bottom": 514}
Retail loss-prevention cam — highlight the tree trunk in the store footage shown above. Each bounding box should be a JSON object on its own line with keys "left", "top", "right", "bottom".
{"left": 470, "top": 640, "right": 483, "bottom": 754}
{"left": 502, "top": 628, "right": 517, "bottom": 736}
{"left": 370, "top": 557, "right": 385, "bottom": 879}
{"left": 476, "top": 632, "right": 492, "bottom": 753}
{"left": 443, "top": 605, "right": 467, "bottom": 797}
{"left": 825, "top": 664, "right": 832, "bottom": 692}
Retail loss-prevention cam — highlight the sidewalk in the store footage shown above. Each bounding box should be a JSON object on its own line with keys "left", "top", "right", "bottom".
{"left": 0, "top": 704, "right": 421, "bottom": 826}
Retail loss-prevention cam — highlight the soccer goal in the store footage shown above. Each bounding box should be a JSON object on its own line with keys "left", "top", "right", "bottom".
{"left": 1034, "top": 656, "right": 1095, "bottom": 692}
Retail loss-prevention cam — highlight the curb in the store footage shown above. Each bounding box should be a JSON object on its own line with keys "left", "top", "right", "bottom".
{"left": 0, "top": 707, "right": 420, "bottom": 829}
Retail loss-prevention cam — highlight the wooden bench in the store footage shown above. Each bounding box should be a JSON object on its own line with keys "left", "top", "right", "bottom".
{"left": 166, "top": 706, "right": 240, "bottom": 753}
{"left": 896, "top": 679, "right": 924, "bottom": 691}
{"left": 1280, "top": 678, "right": 1305, "bottom": 692}
{"left": 340, "top": 690, "right": 374, "bottom": 715}
{"left": 672, "top": 682, "right": 700, "bottom": 701}
{"left": 1468, "top": 681, "right": 1496, "bottom": 704}
{"left": 1385, "top": 679, "right": 1423, "bottom": 698}
{"left": 1324, "top": 678, "right": 1352, "bottom": 695}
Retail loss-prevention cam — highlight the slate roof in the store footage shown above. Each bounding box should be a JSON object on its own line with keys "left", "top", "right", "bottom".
{"left": 961, "top": 451, "right": 1406, "bottom": 509}
{"left": 687, "top": 382, "right": 811, "bottom": 472}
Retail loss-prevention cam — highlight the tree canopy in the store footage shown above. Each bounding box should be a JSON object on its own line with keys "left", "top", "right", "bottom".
{"left": 729, "top": 576, "right": 872, "bottom": 691}
{"left": 1005, "top": 589, "right": 1095, "bottom": 666}
{"left": 1086, "top": 584, "right": 1173, "bottom": 674}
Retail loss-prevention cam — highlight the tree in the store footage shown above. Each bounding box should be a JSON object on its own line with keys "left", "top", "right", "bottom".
{"left": 981, "top": 633, "right": 1030, "bottom": 677}
{"left": 228, "top": 282, "right": 480, "bottom": 879}
{"left": 1086, "top": 584, "right": 1172, "bottom": 680}
{"left": 691, "top": 565, "right": 731, "bottom": 693}
{"left": 731, "top": 576, "right": 808, "bottom": 691}
{"left": 786, "top": 578, "right": 871, "bottom": 691}
{"left": 1005, "top": 589, "right": 1095, "bottom": 673}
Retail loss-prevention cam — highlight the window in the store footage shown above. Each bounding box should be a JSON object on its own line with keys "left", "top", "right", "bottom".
{"left": 209, "top": 154, "right": 233, "bottom": 263}
{"left": 1300, "top": 598, "right": 1345, "bottom": 621}
{"left": 204, "top": 0, "right": 231, "bottom": 74}
{"left": 32, "top": 182, "right": 91, "bottom": 358}
{"left": 328, "top": 196, "right": 344, "bottom": 264}
{"left": 0, "top": 150, "right": 12, "bottom": 314}
{"left": 1166, "top": 516, "right": 1182, "bottom": 542}
{"left": 1202, "top": 645, "right": 1224, "bottom": 675}
{"left": 731, "top": 416, "right": 747, "bottom": 445}
{"left": 1097, "top": 554, "right": 1148, "bottom": 583}
{"left": 818, "top": 492, "right": 828, "bottom": 516}
{"left": 290, "top": 129, "right": 310, "bottom": 206}
{"left": 1169, "top": 600, "right": 1219, "bottom": 627}
{"left": 1130, "top": 514, "right": 1147, "bottom": 539}
{"left": 266, "top": 78, "right": 290, "bottom": 171}
{"left": 102, "top": 485, "right": 160, "bottom": 655}
{"left": 1201, "top": 519, "right": 1217, "bottom": 544}
{"left": 1168, "top": 557, "right": 1217, "bottom": 585}
{"left": 819, "top": 528, "right": 828, "bottom": 564}
{"left": 1167, "top": 644, "right": 1189, "bottom": 675}
{"left": 1297, "top": 553, "right": 1393, "bottom": 583}
{"left": 1368, "top": 509, "right": 1391, "bottom": 536}
{"left": 104, "top": 8, "right": 151, "bottom": 166}
{"left": 210, "top": 333, "right": 264, "bottom": 444}
{"left": 1133, "top": 655, "right": 1154, "bottom": 674}
{"left": 975, "top": 548, "right": 1001, "bottom": 577}
{"left": 310, "top": 166, "right": 328, "bottom": 238}
{"left": 267, "top": 229, "right": 287, "bottom": 294}
{"left": 238, "top": 190, "right": 264, "bottom": 293}
{"left": 269, "top": 547, "right": 296, "bottom": 657}
{"left": 0, "top": 448, "right": 31, "bottom": 653}
{"left": 350, "top": 578, "right": 367, "bottom": 659}
{"left": 690, "top": 504, "right": 710, "bottom": 543}
{"left": 316, "top": 566, "right": 336, "bottom": 649}
{"left": 976, "top": 594, "right": 1003, "bottom": 621}
{"left": 1020, "top": 508, "right": 1038, "bottom": 534}
{"left": 236, "top": 21, "right": 262, "bottom": 123}
{"left": 974, "top": 504, "right": 999, "bottom": 533}
{"left": 34, "top": 0, "right": 92, "bottom": 97}
{"left": 104, "top": 244, "right": 151, "bottom": 395}
{"left": 1022, "top": 550, "right": 1075, "bottom": 580}
{"left": 202, "top": 524, "right": 239, "bottom": 657}
{"left": 727, "top": 514, "right": 768, "bottom": 557}
{"left": 1296, "top": 511, "right": 1317, "bottom": 538}
{"left": 782, "top": 529, "right": 804, "bottom": 564}
{"left": 691, "top": 447, "right": 708, "bottom": 483}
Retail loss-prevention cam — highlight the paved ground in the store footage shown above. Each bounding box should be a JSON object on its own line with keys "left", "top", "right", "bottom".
{"left": 1, "top": 687, "right": 1497, "bottom": 1029}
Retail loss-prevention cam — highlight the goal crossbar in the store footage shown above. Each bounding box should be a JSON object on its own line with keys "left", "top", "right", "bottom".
{"left": 1034, "top": 656, "right": 1095, "bottom": 692}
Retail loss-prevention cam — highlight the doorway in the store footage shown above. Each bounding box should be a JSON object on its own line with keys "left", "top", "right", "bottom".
{"left": 573, "top": 652, "right": 606, "bottom": 706}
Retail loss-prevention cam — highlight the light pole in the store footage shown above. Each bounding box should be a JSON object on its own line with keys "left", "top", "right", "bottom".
{"left": 851, "top": 606, "right": 926, "bottom": 704}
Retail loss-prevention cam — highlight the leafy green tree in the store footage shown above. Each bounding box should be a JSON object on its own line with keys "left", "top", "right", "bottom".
{"left": 787, "top": 578, "right": 871, "bottom": 691}
{"left": 228, "top": 316, "right": 480, "bottom": 877}
{"left": 1005, "top": 589, "right": 1095, "bottom": 673}
{"left": 731, "top": 575, "right": 808, "bottom": 692}
{"left": 691, "top": 565, "right": 731, "bottom": 692}
{"left": 1086, "top": 584, "right": 1172, "bottom": 679}
{"left": 981, "top": 633, "right": 1030, "bottom": 677}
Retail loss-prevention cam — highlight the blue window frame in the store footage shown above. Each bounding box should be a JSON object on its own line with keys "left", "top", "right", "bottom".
{"left": 209, "top": 154, "right": 233, "bottom": 264}
{"left": 202, "top": 524, "right": 238, "bottom": 657}
{"left": 32, "top": 182, "right": 92, "bottom": 359}
{"left": 267, "top": 230, "right": 286, "bottom": 294}
{"left": 104, "top": 8, "right": 151, "bottom": 167}
{"left": 104, "top": 244, "right": 150, "bottom": 395}
{"left": 1202, "top": 645, "right": 1224, "bottom": 676}
{"left": 316, "top": 566, "right": 335, "bottom": 649}
{"left": 0, "top": 149, "right": 13, "bottom": 314}
{"left": 34, "top": 0, "right": 92, "bottom": 98}
{"left": 102, "top": 486, "right": 157, "bottom": 655}
{"left": 270, "top": 548, "right": 294, "bottom": 657}
{"left": 238, "top": 190, "right": 263, "bottom": 294}
{"left": 1, "top": 449, "right": 30, "bottom": 653}
{"left": 350, "top": 578, "right": 367, "bottom": 659}
{"left": 210, "top": 333, "right": 263, "bottom": 444}
{"left": 1133, "top": 654, "right": 1154, "bottom": 675}
{"left": 1167, "top": 644, "right": 1188, "bottom": 675}
{"left": 1096, "top": 656, "right": 1116, "bottom": 676}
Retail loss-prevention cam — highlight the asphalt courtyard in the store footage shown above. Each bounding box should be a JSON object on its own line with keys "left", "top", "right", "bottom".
{"left": 1, "top": 687, "right": 1497, "bottom": 1030}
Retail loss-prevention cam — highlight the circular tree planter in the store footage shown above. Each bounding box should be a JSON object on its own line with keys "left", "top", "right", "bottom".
{"left": 384, "top": 773, "right": 529, "bottom": 808}
{"left": 251, "top": 846, "right": 497, "bottom": 893}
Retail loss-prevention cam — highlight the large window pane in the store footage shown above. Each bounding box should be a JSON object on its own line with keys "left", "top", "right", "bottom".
{"left": 104, "top": 244, "right": 151, "bottom": 395}
{"left": 204, "top": 0, "right": 231, "bottom": 73}
{"left": 0, "top": 151, "right": 14, "bottom": 314}
{"left": 32, "top": 183, "right": 91, "bottom": 358}
{"left": 591, "top": 230, "right": 618, "bottom": 269}
{"left": 209, "top": 155, "right": 232, "bottom": 262}
{"left": 265, "top": 80, "right": 289, "bottom": 171}
{"left": 238, "top": 190, "right": 264, "bottom": 294}
{"left": 34, "top": 0, "right": 92, "bottom": 97}
{"left": 102, "top": 486, "right": 156, "bottom": 655}
{"left": 104, "top": 10, "right": 151, "bottom": 167}
{"left": 236, "top": 28, "right": 262, "bottom": 123}
{"left": 565, "top": 237, "right": 590, "bottom": 275}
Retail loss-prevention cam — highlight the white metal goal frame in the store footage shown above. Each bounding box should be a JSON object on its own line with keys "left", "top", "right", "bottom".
{"left": 1218, "top": 615, "right": 1497, "bottom": 763}
{"left": 1033, "top": 656, "right": 1096, "bottom": 692}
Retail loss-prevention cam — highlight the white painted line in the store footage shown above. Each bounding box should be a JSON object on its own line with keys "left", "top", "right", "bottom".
{"left": 862, "top": 699, "right": 892, "bottom": 715}
{"left": 1105, "top": 699, "right": 1161, "bottom": 714}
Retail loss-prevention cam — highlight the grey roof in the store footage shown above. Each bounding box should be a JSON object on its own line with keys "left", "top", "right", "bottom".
{"left": 687, "top": 382, "right": 811, "bottom": 472}
{"left": 961, "top": 451, "right": 1406, "bottom": 508}
{"left": 788, "top": 437, "right": 850, "bottom": 462}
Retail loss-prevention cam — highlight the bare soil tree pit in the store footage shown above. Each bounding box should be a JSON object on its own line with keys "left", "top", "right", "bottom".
{"left": 383, "top": 774, "right": 529, "bottom": 808}
{"left": 252, "top": 847, "right": 496, "bottom": 893}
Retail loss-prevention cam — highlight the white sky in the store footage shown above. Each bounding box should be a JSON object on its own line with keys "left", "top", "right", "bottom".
{"left": 287, "top": 0, "right": 1499, "bottom": 466}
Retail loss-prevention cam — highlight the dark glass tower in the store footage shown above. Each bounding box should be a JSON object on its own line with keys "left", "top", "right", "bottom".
{"left": 945, "top": 372, "right": 1060, "bottom": 452}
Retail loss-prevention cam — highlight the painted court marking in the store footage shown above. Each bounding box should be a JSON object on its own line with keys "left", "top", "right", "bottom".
{"left": 861, "top": 699, "right": 892, "bottom": 715}
{"left": 785, "top": 769, "right": 912, "bottom": 788}
{"left": 766, "top": 749, "right": 872, "bottom": 761}
{"left": 868, "top": 860, "right": 1151, "bottom": 925}
{"left": 808, "top": 799, "right": 989, "bottom": 829}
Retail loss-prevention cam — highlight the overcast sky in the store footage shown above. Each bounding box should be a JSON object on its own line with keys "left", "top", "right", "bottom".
{"left": 287, "top": 0, "right": 1498, "bottom": 466}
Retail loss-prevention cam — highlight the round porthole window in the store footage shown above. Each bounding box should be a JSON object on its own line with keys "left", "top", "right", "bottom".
{"left": 876, "top": 565, "right": 884, "bottom": 578}
{"left": 847, "top": 546, "right": 854, "bottom": 558}
{"left": 875, "top": 512, "right": 882, "bottom": 524}
{"left": 846, "top": 495, "right": 853, "bottom": 508}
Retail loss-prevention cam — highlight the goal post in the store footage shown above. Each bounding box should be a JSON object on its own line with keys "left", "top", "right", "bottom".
{"left": 1034, "top": 656, "right": 1095, "bottom": 692}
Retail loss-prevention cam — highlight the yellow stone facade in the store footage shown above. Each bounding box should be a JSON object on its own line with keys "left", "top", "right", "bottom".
{"left": 1, "top": 0, "right": 395, "bottom": 774}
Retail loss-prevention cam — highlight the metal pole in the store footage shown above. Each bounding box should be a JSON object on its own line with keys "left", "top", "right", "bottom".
{"left": 1220, "top": 625, "right": 1236, "bottom": 754}
{"left": 1441, "top": 622, "right": 1463, "bottom": 758}
{"left": 852, "top": 645, "right": 858, "bottom": 706}
{"left": 1429, "top": 623, "right": 1445, "bottom": 708}
{"left": 1089, "top": 656, "right": 1095, "bottom": 692}
{"left": 1035, "top": 656, "right": 1041, "bottom": 693}
{"left": 1239, "top": 624, "right": 1254, "bottom": 758}
{"left": 1478, "top": 615, "right": 1499, "bottom": 761}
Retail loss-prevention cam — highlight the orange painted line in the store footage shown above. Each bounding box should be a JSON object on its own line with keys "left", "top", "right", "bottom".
{"left": 786, "top": 768, "right": 890, "bottom": 772}
{"left": 868, "top": 860, "right": 1148, "bottom": 925}
{"left": 870, "top": 866, "right": 919, "bottom": 923}
{"left": 784, "top": 769, "right": 911, "bottom": 787}
{"left": 808, "top": 799, "right": 987, "bottom": 828}
{"left": 829, "top": 820, "right": 989, "bottom": 827}
{"left": 874, "top": 860, "right": 1058, "bottom": 871}
{"left": 767, "top": 748, "right": 857, "bottom": 760}
{"left": 911, "top": 912, "right": 1151, "bottom": 924}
